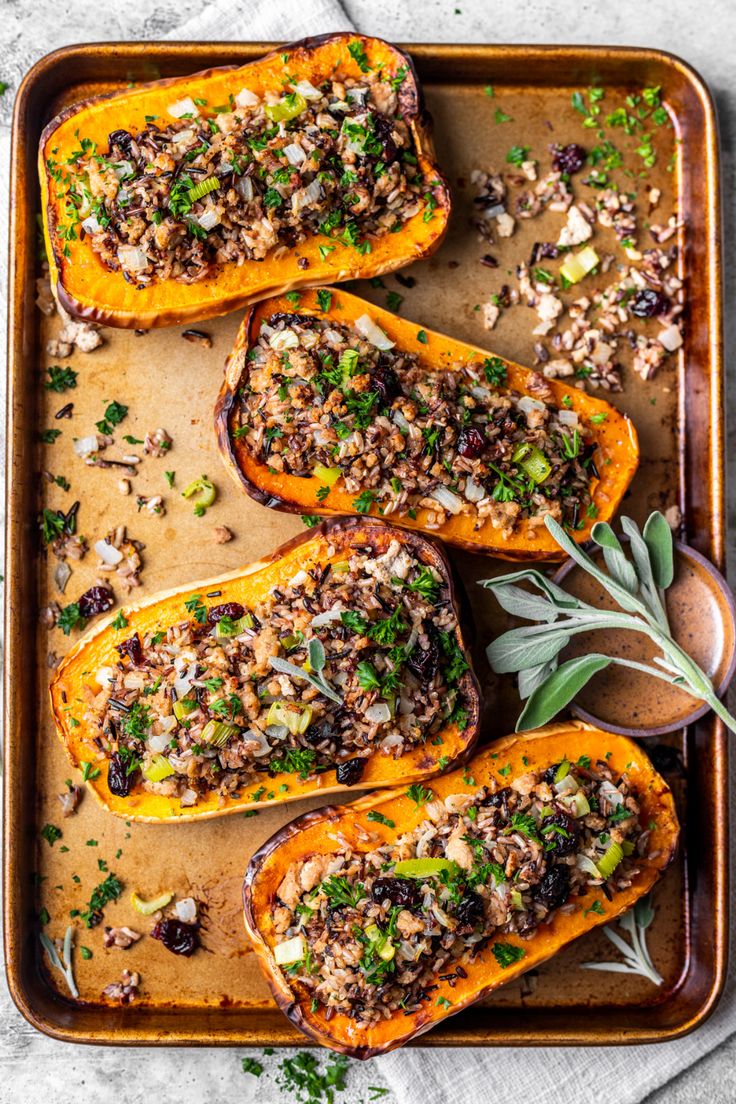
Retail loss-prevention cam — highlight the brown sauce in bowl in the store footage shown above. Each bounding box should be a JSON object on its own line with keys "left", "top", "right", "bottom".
{"left": 557, "top": 547, "right": 736, "bottom": 732}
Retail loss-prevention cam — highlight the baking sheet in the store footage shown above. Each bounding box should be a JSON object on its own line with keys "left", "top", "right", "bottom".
{"left": 5, "top": 41, "right": 727, "bottom": 1045}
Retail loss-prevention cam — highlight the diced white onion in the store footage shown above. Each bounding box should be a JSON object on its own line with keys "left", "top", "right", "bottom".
{"left": 293, "top": 80, "right": 322, "bottom": 101}
{"left": 398, "top": 696, "right": 415, "bottom": 716}
{"left": 557, "top": 409, "right": 579, "bottom": 427}
{"left": 282, "top": 142, "right": 306, "bottom": 166}
{"left": 599, "top": 779, "right": 624, "bottom": 806}
{"left": 518, "top": 395, "right": 546, "bottom": 414}
{"left": 485, "top": 202, "right": 506, "bottom": 220}
{"left": 174, "top": 897, "right": 198, "bottom": 923}
{"left": 174, "top": 660, "right": 198, "bottom": 698}
{"left": 274, "top": 934, "right": 306, "bottom": 966}
{"left": 242, "top": 729, "right": 271, "bottom": 757}
{"left": 160, "top": 715, "right": 178, "bottom": 733}
{"left": 393, "top": 410, "right": 411, "bottom": 434}
{"left": 431, "top": 485, "right": 463, "bottom": 515}
{"left": 147, "top": 731, "right": 171, "bottom": 753}
{"left": 123, "top": 673, "right": 145, "bottom": 690}
{"left": 291, "top": 178, "right": 321, "bottom": 214}
{"left": 311, "top": 607, "right": 343, "bottom": 627}
{"left": 354, "top": 313, "right": 395, "bottom": 350}
{"left": 94, "top": 539, "right": 123, "bottom": 565}
{"left": 328, "top": 100, "right": 350, "bottom": 114}
{"left": 180, "top": 788, "right": 198, "bottom": 807}
{"left": 82, "top": 215, "right": 101, "bottom": 234}
{"left": 470, "top": 385, "right": 492, "bottom": 402}
{"left": 172, "top": 128, "right": 194, "bottom": 145}
{"left": 590, "top": 341, "right": 614, "bottom": 366}
{"left": 236, "top": 176, "right": 255, "bottom": 202}
{"left": 265, "top": 724, "right": 289, "bottom": 741}
{"left": 113, "top": 160, "right": 134, "bottom": 181}
{"left": 196, "top": 208, "right": 220, "bottom": 231}
{"left": 346, "top": 86, "right": 369, "bottom": 105}
{"left": 364, "top": 703, "right": 391, "bottom": 724}
{"left": 323, "top": 328, "right": 344, "bottom": 347}
{"left": 54, "top": 561, "right": 71, "bottom": 593}
{"left": 380, "top": 731, "right": 404, "bottom": 750}
{"left": 269, "top": 328, "right": 299, "bottom": 351}
{"left": 576, "top": 854, "right": 602, "bottom": 878}
{"left": 235, "top": 86, "right": 260, "bottom": 108}
{"left": 117, "top": 246, "right": 148, "bottom": 272}
{"left": 289, "top": 570, "right": 309, "bottom": 587}
{"left": 554, "top": 773, "right": 579, "bottom": 796}
{"left": 168, "top": 97, "right": 199, "bottom": 118}
{"left": 95, "top": 667, "right": 115, "bottom": 687}
{"left": 658, "top": 324, "right": 682, "bottom": 352}
{"left": 74, "top": 435, "right": 99, "bottom": 457}
{"left": 464, "top": 475, "right": 485, "bottom": 503}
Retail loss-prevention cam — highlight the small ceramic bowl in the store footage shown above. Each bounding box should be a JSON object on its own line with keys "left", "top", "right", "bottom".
{"left": 552, "top": 539, "right": 736, "bottom": 737}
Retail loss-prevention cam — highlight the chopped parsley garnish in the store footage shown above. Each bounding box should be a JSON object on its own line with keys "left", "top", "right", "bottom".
{"left": 41, "top": 823, "right": 62, "bottom": 846}
{"left": 366, "top": 810, "right": 395, "bottom": 828}
{"left": 269, "top": 747, "right": 317, "bottom": 779}
{"left": 57, "top": 602, "right": 86, "bottom": 636}
{"left": 406, "top": 783, "right": 434, "bottom": 808}
{"left": 45, "top": 365, "right": 78, "bottom": 392}
{"left": 492, "top": 942, "right": 526, "bottom": 969}
{"left": 96, "top": 400, "right": 128, "bottom": 436}
{"left": 184, "top": 594, "right": 208, "bottom": 623}
{"left": 321, "top": 875, "right": 366, "bottom": 909}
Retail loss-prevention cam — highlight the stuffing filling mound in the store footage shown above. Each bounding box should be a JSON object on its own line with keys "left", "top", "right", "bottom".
{"left": 271, "top": 758, "right": 648, "bottom": 1024}
{"left": 84, "top": 539, "right": 471, "bottom": 807}
{"left": 237, "top": 312, "right": 596, "bottom": 535}
{"left": 52, "top": 59, "right": 432, "bottom": 285}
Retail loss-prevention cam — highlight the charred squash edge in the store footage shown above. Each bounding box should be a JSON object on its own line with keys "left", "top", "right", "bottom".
{"left": 243, "top": 720, "right": 679, "bottom": 1058}
{"left": 216, "top": 286, "right": 640, "bottom": 560}
{"left": 49, "top": 516, "right": 480, "bottom": 822}
{"left": 39, "top": 33, "right": 451, "bottom": 329}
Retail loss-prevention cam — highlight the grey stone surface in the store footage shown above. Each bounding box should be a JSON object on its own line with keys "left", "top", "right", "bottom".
{"left": 1, "top": 1, "right": 734, "bottom": 1101}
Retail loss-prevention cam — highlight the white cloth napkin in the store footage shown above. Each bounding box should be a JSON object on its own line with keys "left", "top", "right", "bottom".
{"left": 0, "top": 2, "right": 733, "bottom": 1102}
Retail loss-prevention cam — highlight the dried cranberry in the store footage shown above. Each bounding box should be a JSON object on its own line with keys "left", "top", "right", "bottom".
{"left": 407, "top": 630, "right": 440, "bottom": 682}
{"left": 457, "top": 426, "right": 486, "bottom": 459}
{"left": 335, "top": 757, "right": 366, "bottom": 786}
{"left": 151, "top": 919, "right": 199, "bottom": 956}
{"left": 304, "top": 720, "right": 337, "bottom": 746}
{"left": 530, "top": 241, "right": 559, "bottom": 266}
{"left": 371, "top": 877, "right": 420, "bottom": 907}
{"left": 481, "top": 786, "right": 512, "bottom": 809}
{"left": 540, "top": 810, "right": 580, "bottom": 856}
{"left": 454, "top": 892, "right": 484, "bottom": 933}
{"left": 542, "top": 762, "right": 562, "bottom": 785}
{"left": 116, "top": 633, "right": 143, "bottom": 665}
{"left": 372, "top": 362, "right": 400, "bottom": 406}
{"left": 630, "top": 288, "right": 671, "bottom": 318}
{"left": 208, "top": 602, "right": 244, "bottom": 624}
{"left": 107, "top": 751, "right": 134, "bottom": 797}
{"left": 372, "top": 115, "right": 399, "bottom": 162}
{"left": 552, "top": 143, "right": 587, "bottom": 174}
{"left": 108, "top": 129, "right": 133, "bottom": 155}
{"left": 268, "top": 312, "right": 314, "bottom": 328}
{"left": 533, "top": 864, "right": 570, "bottom": 911}
{"left": 78, "top": 586, "right": 115, "bottom": 618}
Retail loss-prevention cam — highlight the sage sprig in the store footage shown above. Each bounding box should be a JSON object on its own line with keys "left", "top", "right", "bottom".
{"left": 479, "top": 512, "right": 736, "bottom": 734}
{"left": 581, "top": 894, "right": 663, "bottom": 987}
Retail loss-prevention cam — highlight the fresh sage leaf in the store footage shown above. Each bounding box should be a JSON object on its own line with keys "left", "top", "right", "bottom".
{"left": 480, "top": 582, "right": 562, "bottom": 624}
{"left": 268, "top": 655, "right": 342, "bottom": 704}
{"left": 479, "top": 568, "right": 585, "bottom": 611}
{"left": 515, "top": 653, "right": 612, "bottom": 731}
{"left": 487, "top": 624, "right": 574, "bottom": 673}
{"left": 591, "top": 521, "right": 639, "bottom": 594}
{"left": 643, "top": 511, "right": 674, "bottom": 589}
{"left": 545, "top": 516, "right": 647, "bottom": 618}
{"left": 308, "top": 637, "right": 325, "bottom": 672}
{"left": 517, "top": 657, "right": 559, "bottom": 699}
{"left": 620, "top": 516, "right": 669, "bottom": 631}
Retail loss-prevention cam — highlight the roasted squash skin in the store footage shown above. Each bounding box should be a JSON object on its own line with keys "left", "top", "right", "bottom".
{"left": 49, "top": 517, "right": 480, "bottom": 822}
{"left": 216, "top": 287, "right": 640, "bottom": 560}
{"left": 243, "top": 721, "right": 679, "bottom": 1057}
{"left": 39, "top": 34, "right": 450, "bottom": 329}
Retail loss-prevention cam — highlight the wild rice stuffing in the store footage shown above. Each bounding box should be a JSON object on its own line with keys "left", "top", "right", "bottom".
{"left": 272, "top": 758, "right": 647, "bottom": 1025}
{"left": 237, "top": 312, "right": 596, "bottom": 534}
{"left": 53, "top": 63, "right": 432, "bottom": 285}
{"left": 84, "top": 539, "right": 471, "bottom": 808}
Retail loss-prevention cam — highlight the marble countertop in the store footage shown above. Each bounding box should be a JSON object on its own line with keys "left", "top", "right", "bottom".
{"left": 1, "top": 1, "right": 734, "bottom": 1101}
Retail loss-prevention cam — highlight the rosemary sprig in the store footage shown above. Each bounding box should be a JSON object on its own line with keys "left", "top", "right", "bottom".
{"left": 581, "top": 894, "right": 663, "bottom": 986}
{"left": 479, "top": 512, "right": 736, "bottom": 733}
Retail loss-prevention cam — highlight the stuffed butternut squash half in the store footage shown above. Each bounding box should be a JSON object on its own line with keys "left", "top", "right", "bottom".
{"left": 39, "top": 34, "right": 450, "bottom": 329}
{"left": 49, "top": 518, "right": 480, "bottom": 821}
{"left": 217, "top": 287, "right": 640, "bottom": 559}
{"left": 243, "top": 721, "right": 678, "bottom": 1057}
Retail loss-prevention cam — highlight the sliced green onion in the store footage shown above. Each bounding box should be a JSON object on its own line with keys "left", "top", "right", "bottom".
{"left": 274, "top": 933, "right": 306, "bottom": 965}
{"left": 510, "top": 888, "right": 524, "bottom": 910}
{"left": 267, "top": 700, "right": 313, "bottom": 735}
{"left": 553, "top": 759, "right": 570, "bottom": 783}
{"left": 200, "top": 720, "right": 240, "bottom": 747}
{"left": 393, "top": 858, "right": 457, "bottom": 879}
{"left": 215, "top": 613, "right": 254, "bottom": 638}
{"left": 280, "top": 632, "right": 304, "bottom": 651}
{"left": 562, "top": 790, "right": 591, "bottom": 818}
{"left": 596, "top": 840, "right": 624, "bottom": 878}
{"left": 188, "top": 176, "right": 220, "bottom": 203}
{"left": 131, "top": 890, "right": 174, "bottom": 915}
{"left": 265, "top": 93, "right": 307, "bottom": 123}
{"left": 313, "top": 463, "right": 341, "bottom": 486}
{"left": 560, "top": 245, "right": 600, "bottom": 285}
{"left": 512, "top": 442, "right": 552, "bottom": 484}
{"left": 142, "top": 754, "right": 176, "bottom": 782}
{"left": 332, "top": 560, "right": 350, "bottom": 573}
{"left": 173, "top": 697, "right": 197, "bottom": 722}
{"left": 621, "top": 839, "right": 635, "bottom": 856}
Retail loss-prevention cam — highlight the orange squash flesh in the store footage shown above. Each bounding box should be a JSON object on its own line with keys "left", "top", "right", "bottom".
{"left": 49, "top": 518, "right": 480, "bottom": 822}
{"left": 243, "top": 721, "right": 679, "bottom": 1057}
{"left": 216, "top": 287, "right": 640, "bottom": 560}
{"left": 39, "top": 34, "right": 450, "bottom": 329}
